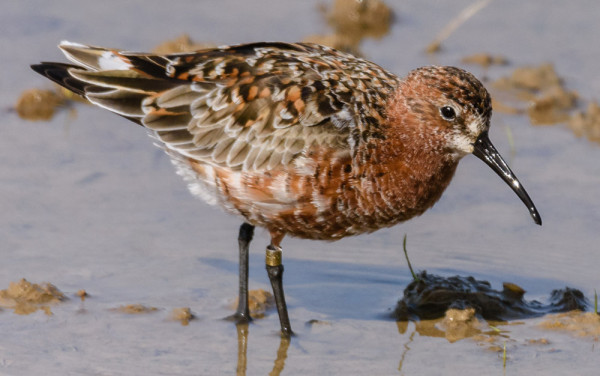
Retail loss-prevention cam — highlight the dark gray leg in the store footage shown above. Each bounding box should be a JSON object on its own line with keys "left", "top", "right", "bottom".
{"left": 266, "top": 245, "right": 293, "bottom": 337}
{"left": 228, "top": 222, "right": 254, "bottom": 324}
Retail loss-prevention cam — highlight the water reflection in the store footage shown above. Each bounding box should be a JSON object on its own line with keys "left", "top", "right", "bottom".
{"left": 396, "top": 327, "right": 415, "bottom": 373}
{"left": 396, "top": 309, "right": 600, "bottom": 373}
{"left": 396, "top": 312, "right": 507, "bottom": 343}
{"left": 392, "top": 270, "right": 593, "bottom": 370}
{"left": 235, "top": 324, "right": 249, "bottom": 376}
{"left": 269, "top": 335, "right": 290, "bottom": 376}
{"left": 395, "top": 317, "right": 510, "bottom": 373}
{"left": 234, "top": 323, "right": 290, "bottom": 376}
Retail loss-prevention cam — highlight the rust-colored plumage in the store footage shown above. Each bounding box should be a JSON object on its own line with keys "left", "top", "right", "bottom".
{"left": 32, "top": 41, "right": 540, "bottom": 336}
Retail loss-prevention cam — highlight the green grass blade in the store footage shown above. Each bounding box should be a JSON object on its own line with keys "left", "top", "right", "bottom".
{"left": 402, "top": 234, "right": 419, "bottom": 282}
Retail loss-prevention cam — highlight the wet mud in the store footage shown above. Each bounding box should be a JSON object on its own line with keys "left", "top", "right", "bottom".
{"left": 392, "top": 272, "right": 597, "bottom": 352}
{"left": 539, "top": 311, "right": 600, "bottom": 339}
{"left": 110, "top": 304, "right": 159, "bottom": 314}
{"left": 392, "top": 271, "right": 587, "bottom": 322}
{"left": 151, "top": 34, "right": 214, "bottom": 54}
{"left": 461, "top": 53, "right": 509, "bottom": 69}
{"left": 231, "top": 289, "right": 275, "bottom": 319}
{"left": 170, "top": 307, "right": 195, "bottom": 326}
{"left": 459, "top": 53, "right": 600, "bottom": 149}
{"left": 76, "top": 289, "right": 88, "bottom": 301}
{"left": 568, "top": 101, "right": 600, "bottom": 143}
{"left": 0, "top": 279, "right": 66, "bottom": 315}
{"left": 491, "top": 63, "right": 579, "bottom": 125}
{"left": 14, "top": 88, "right": 66, "bottom": 121}
{"left": 303, "top": 0, "right": 393, "bottom": 55}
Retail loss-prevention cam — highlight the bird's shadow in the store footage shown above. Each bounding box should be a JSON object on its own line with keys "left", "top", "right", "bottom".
{"left": 200, "top": 255, "right": 410, "bottom": 321}
{"left": 199, "top": 255, "right": 582, "bottom": 322}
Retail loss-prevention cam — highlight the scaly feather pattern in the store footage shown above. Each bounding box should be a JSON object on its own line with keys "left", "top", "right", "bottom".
{"left": 53, "top": 42, "right": 399, "bottom": 172}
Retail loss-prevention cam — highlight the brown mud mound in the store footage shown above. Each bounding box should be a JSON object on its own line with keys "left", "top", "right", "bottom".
{"left": 0, "top": 279, "right": 66, "bottom": 315}
{"left": 492, "top": 63, "right": 579, "bottom": 125}
{"left": 304, "top": 0, "right": 393, "bottom": 55}
{"left": 231, "top": 289, "right": 275, "bottom": 319}
{"left": 461, "top": 53, "right": 509, "bottom": 69}
{"left": 392, "top": 271, "right": 586, "bottom": 321}
{"left": 539, "top": 311, "right": 600, "bottom": 339}
{"left": 151, "top": 34, "right": 214, "bottom": 54}
{"left": 170, "top": 307, "right": 195, "bottom": 326}
{"left": 14, "top": 89, "right": 65, "bottom": 121}
{"left": 569, "top": 101, "right": 600, "bottom": 143}
{"left": 110, "top": 304, "right": 159, "bottom": 314}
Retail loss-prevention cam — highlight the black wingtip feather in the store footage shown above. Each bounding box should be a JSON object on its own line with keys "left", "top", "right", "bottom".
{"left": 31, "top": 62, "right": 144, "bottom": 126}
{"left": 31, "top": 62, "right": 87, "bottom": 97}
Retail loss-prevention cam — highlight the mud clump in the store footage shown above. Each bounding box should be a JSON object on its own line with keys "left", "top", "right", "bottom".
{"left": 500, "top": 63, "right": 562, "bottom": 91}
{"left": 539, "top": 311, "right": 600, "bottom": 339}
{"left": 231, "top": 289, "right": 275, "bottom": 319}
{"left": 485, "top": 61, "right": 600, "bottom": 146}
{"left": 76, "top": 289, "right": 88, "bottom": 301}
{"left": 392, "top": 271, "right": 587, "bottom": 321}
{"left": 461, "top": 53, "right": 509, "bottom": 69}
{"left": 15, "top": 85, "right": 88, "bottom": 122}
{"left": 306, "top": 319, "right": 332, "bottom": 327}
{"left": 526, "top": 338, "right": 550, "bottom": 345}
{"left": 527, "top": 85, "right": 578, "bottom": 125}
{"left": 303, "top": 34, "right": 361, "bottom": 56}
{"left": 0, "top": 279, "right": 66, "bottom": 315}
{"left": 492, "top": 63, "right": 578, "bottom": 125}
{"left": 395, "top": 308, "right": 492, "bottom": 344}
{"left": 568, "top": 101, "right": 600, "bottom": 143}
{"left": 438, "top": 307, "right": 485, "bottom": 342}
{"left": 170, "top": 307, "right": 195, "bottom": 326}
{"left": 325, "top": 0, "right": 393, "bottom": 40}
{"left": 304, "top": 0, "right": 393, "bottom": 55}
{"left": 152, "top": 34, "right": 214, "bottom": 54}
{"left": 15, "top": 89, "right": 65, "bottom": 121}
{"left": 111, "top": 304, "right": 159, "bottom": 314}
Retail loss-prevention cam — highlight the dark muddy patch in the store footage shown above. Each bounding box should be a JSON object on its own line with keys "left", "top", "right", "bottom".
{"left": 392, "top": 271, "right": 587, "bottom": 321}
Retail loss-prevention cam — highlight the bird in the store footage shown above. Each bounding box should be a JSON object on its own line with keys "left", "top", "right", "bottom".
{"left": 32, "top": 41, "right": 541, "bottom": 337}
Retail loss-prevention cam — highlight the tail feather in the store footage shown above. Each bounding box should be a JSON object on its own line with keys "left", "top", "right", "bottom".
{"left": 31, "top": 41, "right": 188, "bottom": 127}
{"left": 59, "top": 41, "right": 132, "bottom": 71}
{"left": 86, "top": 89, "right": 148, "bottom": 117}
{"left": 31, "top": 62, "right": 89, "bottom": 96}
{"left": 69, "top": 69, "right": 179, "bottom": 93}
{"left": 30, "top": 62, "right": 144, "bottom": 125}
{"left": 59, "top": 40, "right": 171, "bottom": 78}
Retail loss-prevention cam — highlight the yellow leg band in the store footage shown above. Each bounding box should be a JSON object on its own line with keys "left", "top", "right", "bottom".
{"left": 265, "top": 246, "right": 283, "bottom": 267}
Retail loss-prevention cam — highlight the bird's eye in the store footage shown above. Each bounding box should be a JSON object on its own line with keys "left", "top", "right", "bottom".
{"left": 440, "top": 106, "right": 456, "bottom": 120}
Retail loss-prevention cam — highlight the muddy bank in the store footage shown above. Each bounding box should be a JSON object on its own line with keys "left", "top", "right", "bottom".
{"left": 393, "top": 271, "right": 587, "bottom": 321}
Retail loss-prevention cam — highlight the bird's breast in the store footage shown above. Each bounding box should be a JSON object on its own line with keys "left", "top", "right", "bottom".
{"left": 185, "top": 142, "right": 458, "bottom": 240}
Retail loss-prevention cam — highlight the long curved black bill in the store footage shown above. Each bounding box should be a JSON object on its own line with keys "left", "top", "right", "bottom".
{"left": 472, "top": 132, "right": 542, "bottom": 225}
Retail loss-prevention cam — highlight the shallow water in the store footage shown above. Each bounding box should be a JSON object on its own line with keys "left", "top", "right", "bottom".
{"left": 1, "top": 1, "right": 599, "bottom": 375}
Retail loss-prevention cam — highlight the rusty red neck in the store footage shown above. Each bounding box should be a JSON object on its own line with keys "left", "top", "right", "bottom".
{"left": 352, "top": 87, "right": 461, "bottom": 222}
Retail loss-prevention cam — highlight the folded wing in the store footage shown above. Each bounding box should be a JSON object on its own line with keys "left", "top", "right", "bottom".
{"left": 32, "top": 41, "right": 398, "bottom": 172}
